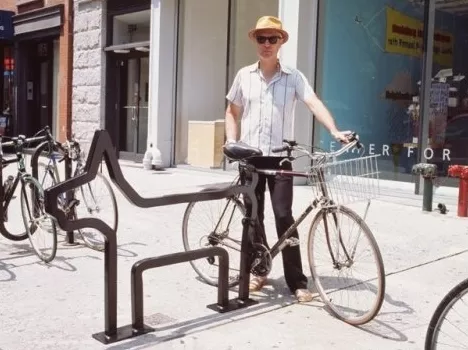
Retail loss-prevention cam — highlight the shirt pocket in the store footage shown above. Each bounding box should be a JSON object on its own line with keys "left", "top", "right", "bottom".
{"left": 273, "top": 82, "right": 296, "bottom": 106}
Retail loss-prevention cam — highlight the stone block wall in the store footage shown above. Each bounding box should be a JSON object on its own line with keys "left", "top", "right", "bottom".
{"left": 72, "top": 0, "right": 106, "bottom": 153}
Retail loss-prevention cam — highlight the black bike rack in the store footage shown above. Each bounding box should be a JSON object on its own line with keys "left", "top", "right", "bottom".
{"left": 43, "top": 129, "right": 259, "bottom": 345}
{"left": 30, "top": 141, "right": 76, "bottom": 244}
{"left": 93, "top": 246, "right": 231, "bottom": 343}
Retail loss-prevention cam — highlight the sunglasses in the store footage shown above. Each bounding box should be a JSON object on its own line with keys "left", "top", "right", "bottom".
{"left": 256, "top": 35, "right": 281, "bottom": 44}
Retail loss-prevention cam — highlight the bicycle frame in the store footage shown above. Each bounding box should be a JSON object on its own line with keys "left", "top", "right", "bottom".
{"left": 219, "top": 137, "right": 368, "bottom": 273}
{"left": 238, "top": 163, "right": 325, "bottom": 261}
{"left": 2, "top": 151, "right": 30, "bottom": 210}
{"left": 1, "top": 135, "right": 47, "bottom": 233}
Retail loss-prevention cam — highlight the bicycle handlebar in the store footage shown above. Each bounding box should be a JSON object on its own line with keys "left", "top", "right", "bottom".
{"left": 271, "top": 131, "right": 362, "bottom": 160}
{"left": 0, "top": 134, "right": 48, "bottom": 148}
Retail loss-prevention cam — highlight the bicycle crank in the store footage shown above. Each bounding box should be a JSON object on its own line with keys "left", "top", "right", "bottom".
{"left": 250, "top": 243, "right": 272, "bottom": 277}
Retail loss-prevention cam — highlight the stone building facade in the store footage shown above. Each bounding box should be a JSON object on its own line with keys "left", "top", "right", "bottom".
{"left": 72, "top": 0, "right": 107, "bottom": 151}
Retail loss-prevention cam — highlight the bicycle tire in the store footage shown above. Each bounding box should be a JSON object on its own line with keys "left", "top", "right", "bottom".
{"left": 20, "top": 176, "right": 58, "bottom": 263}
{"left": 77, "top": 171, "right": 118, "bottom": 251}
{"left": 0, "top": 175, "right": 29, "bottom": 241}
{"left": 308, "top": 205, "right": 385, "bottom": 325}
{"left": 424, "top": 277, "right": 468, "bottom": 350}
{"left": 182, "top": 196, "right": 245, "bottom": 288}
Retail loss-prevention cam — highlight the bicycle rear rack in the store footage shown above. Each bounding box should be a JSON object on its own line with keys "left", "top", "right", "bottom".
{"left": 43, "top": 129, "right": 259, "bottom": 344}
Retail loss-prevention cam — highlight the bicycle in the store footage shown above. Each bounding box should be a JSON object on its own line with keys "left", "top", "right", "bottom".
{"left": 0, "top": 134, "right": 58, "bottom": 262}
{"left": 33, "top": 126, "right": 118, "bottom": 252}
{"left": 424, "top": 277, "right": 468, "bottom": 349}
{"left": 182, "top": 132, "right": 385, "bottom": 325}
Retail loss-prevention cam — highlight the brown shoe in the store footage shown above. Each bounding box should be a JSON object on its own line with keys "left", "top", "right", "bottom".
{"left": 295, "top": 288, "right": 314, "bottom": 302}
{"left": 249, "top": 276, "right": 267, "bottom": 292}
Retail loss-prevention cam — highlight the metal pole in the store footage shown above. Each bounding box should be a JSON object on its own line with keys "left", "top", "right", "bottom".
{"left": 415, "top": 0, "right": 436, "bottom": 195}
{"left": 422, "top": 177, "right": 434, "bottom": 211}
{"left": 64, "top": 157, "right": 75, "bottom": 244}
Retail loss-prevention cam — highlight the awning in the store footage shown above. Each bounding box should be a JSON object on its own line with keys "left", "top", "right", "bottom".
{"left": 13, "top": 4, "right": 63, "bottom": 37}
{"left": 104, "top": 41, "right": 150, "bottom": 53}
{"left": 0, "top": 10, "right": 14, "bottom": 40}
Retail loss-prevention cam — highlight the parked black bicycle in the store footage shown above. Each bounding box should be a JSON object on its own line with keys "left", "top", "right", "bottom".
{"left": 0, "top": 133, "right": 58, "bottom": 262}
{"left": 182, "top": 132, "right": 385, "bottom": 325}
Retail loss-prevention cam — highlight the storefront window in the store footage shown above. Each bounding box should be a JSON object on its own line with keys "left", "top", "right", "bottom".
{"left": 175, "top": 0, "right": 278, "bottom": 168}
{"left": 227, "top": 0, "right": 279, "bottom": 86}
{"left": 174, "top": 0, "right": 230, "bottom": 166}
{"left": 315, "top": 0, "right": 468, "bottom": 183}
{"left": 429, "top": 7, "right": 468, "bottom": 182}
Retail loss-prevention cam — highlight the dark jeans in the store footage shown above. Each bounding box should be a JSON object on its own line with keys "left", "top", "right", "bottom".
{"left": 240, "top": 156, "right": 308, "bottom": 293}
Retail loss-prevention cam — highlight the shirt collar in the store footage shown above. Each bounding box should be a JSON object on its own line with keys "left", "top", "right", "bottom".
{"left": 248, "top": 60, "right": 292, "bottom": 74}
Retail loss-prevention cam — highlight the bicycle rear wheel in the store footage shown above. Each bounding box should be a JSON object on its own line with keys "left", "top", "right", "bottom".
{"left": 425, "top": 278, "right": 468, "bottom": 349}
{"left": 1, "top": 175, "right": 29, "bottom": 241}
{"left": 75, "top": 171, "right": 118, "bottom": 252}
{"left": 308, "top": 205, "right": 385, "bottom": 325}
{"left": 182, "top": 196, "right": 245, "bottom": 287}
{"left": 20, "top": 176, "right": 57, "bottom": 263}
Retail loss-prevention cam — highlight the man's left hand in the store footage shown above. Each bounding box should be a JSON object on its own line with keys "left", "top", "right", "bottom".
{"left": 331, "top": 131, "right": 350, "bottom": 143}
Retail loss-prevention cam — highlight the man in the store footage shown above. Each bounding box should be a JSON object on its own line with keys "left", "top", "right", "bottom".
{"left": 224, "top": 16, "right": 348, "bottom": 302}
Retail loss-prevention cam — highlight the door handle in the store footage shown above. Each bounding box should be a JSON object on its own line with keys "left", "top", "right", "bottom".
{"left": 41, "top": 105, "right": 47, "bottom": 109}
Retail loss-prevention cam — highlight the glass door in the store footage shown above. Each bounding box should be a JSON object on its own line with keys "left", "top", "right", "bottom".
{"left": 119, "top": 56, "right": 149, "bottom": 161}
{"left": 37, "top": 41, "right": 53, "bottom": 135}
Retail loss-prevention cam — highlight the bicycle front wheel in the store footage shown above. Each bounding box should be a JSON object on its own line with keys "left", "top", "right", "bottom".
{"left": 425, "top": 278, "right": 468, "bottom": 349}
{"left": 308, "top": 205, "right": 385, "bottom": 325}
{"left": 20, "top": 176, "right": 57, "bottom": 263}
{"left": 182, "top": 196, "right": 245, "bottom": 287}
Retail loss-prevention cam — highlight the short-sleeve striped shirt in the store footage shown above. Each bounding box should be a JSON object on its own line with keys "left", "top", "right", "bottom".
{"left": 226, "top": 61, "right": 314, "bottom": 157}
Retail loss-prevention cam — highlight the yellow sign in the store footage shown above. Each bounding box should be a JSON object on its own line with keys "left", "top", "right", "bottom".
{"left": 385, "top": 7, "right": 453, "bottom": 67}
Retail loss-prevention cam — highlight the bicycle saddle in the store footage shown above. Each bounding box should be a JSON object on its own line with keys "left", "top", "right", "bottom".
{"left": 223, "top": 141, "right": 263, "bottom": 161}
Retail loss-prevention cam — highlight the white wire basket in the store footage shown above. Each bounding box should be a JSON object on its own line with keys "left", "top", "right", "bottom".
{"left": 307, "top": 154, "right": 381, "bottom": 207}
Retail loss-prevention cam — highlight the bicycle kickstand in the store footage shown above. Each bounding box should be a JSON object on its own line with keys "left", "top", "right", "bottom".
{"left": 362, "top": 199, "right": 371, "bottom": 222}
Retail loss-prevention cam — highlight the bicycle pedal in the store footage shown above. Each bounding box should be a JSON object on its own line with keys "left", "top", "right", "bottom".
{"left": 286, "top": 238, "right": 300, "bottom": 247}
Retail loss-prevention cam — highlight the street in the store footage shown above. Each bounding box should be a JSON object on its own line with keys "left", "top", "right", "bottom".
{"left": 0, "top": 161, "right": 467, "bottom": 350}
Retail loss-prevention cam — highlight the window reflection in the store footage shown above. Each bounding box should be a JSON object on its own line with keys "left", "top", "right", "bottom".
{"left": 315, "top": 0, "right": 468, "bottom": 183}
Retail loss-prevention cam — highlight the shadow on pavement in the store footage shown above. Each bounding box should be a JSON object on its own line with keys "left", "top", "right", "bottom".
{"left": 0, "top": 260, "right": 15, "bottom": 282}
{"left": 272, "top": 274, "right": 413, "bottom": 343}
{"left": 116, "top": 242, "right": 147, "bottom": 258}
{"left": 105, "top": 300, "right": 293, "bottom": 350}
{"left": 0, "top": 241, "right": 101, "bottom": 274}
{"left": 356, "top": 289, "right": 414, "bottom": 342}
{"left": 104, "top": 278, "right": 299, "bottom": 350}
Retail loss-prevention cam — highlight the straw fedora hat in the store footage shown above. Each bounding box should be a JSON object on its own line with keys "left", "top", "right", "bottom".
{"left": 248, "top": 16, "right": 289, "bottom": 43}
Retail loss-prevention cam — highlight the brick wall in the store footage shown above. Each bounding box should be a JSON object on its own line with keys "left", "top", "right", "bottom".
{"left": 56, "top": 0, "right": 73, "bottom": 142}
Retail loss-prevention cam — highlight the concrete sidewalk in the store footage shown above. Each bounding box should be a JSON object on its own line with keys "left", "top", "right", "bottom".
{"left": 0, "top": 164, "right": 467, "bottom": 349}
